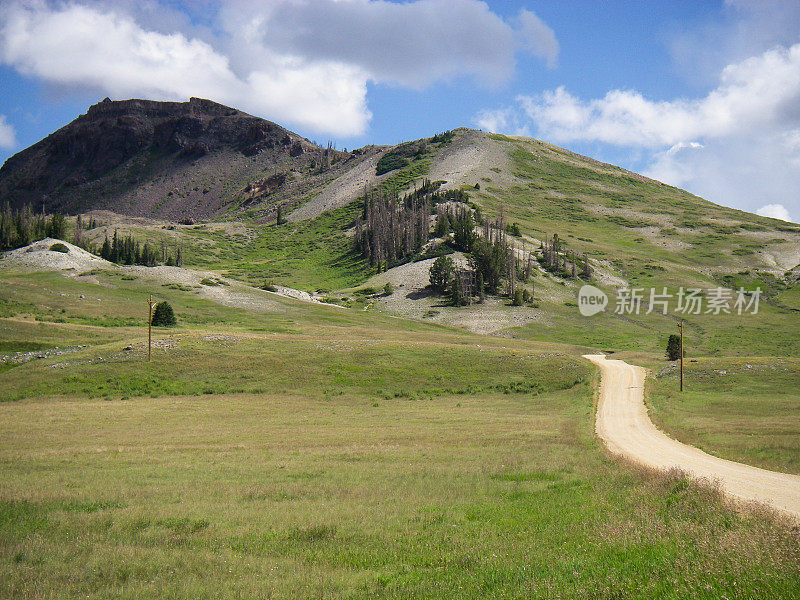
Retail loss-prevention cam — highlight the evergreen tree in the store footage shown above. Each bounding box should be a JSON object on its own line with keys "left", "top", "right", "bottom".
{"left": 666, "top": 334, "right": 682, "bottom": 361}
{"left": 151, "top": 301, "right": 177, "bottom": 327}
{"left": 451, "top": 208, "right": 475, "bottom": 252}
{"left": 111, "top": 229, "right": 119, "bottom": 263}
{"left": 434, "top": 209, "right": 451, "bottom": 237}
{"left": 429, "top": 255, "right": 454, "bottom": 292}
{"left": 581, "top": 253, "right": 592, "bottom": 279}
{"left": 449, "top": 272, "right": 465, "bottom": 306}
{"left": 470, "top": 238, "right": 506, "bottom": 293}
{"left": 46, "top": 213, "right": 66, "bottom": 239}
{"left": 100, "top": 235, "right": 111, "bottom": 260}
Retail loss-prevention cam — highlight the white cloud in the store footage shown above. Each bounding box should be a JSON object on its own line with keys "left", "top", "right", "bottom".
{"left": 0, "top": 1, "right": 558, "bottom": 137}
{"left": 516, "top": 44, "right": 800, "bottom": 148}
{"left": 757, "top": 204, "right": 793, "bottom": 222}
{"left": 474, "top": 107, "right": 530, "bottom": 137}
{"left": 515, "top": 9, "right": 559, "bottom": 69}
{"left": 668, "top": 0, "right": 800, "bottom": 87}
{"left": 666, "top": 142, "right": 704, "bottom": 156}
{"left": 0, "top": 115, "right": 16, "bottom": 149}
{"left": 220, "top": 0, "right": 555, "bottom": 89}
{"left": 0, "top": 2, "right": 370, "bottom": 136}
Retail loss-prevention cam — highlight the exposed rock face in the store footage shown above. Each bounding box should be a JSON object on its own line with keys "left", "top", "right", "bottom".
{"left": 0, "top": 97, "right": 322, "bottom": 220}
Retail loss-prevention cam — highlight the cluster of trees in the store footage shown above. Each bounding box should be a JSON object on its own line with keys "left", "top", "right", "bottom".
{"left": 429, "top": 255, "right": 481, "bottom": 306}
{"left": 99, "top": 230, "right": 183, "bottom": 267}
{"left": 354, "top": 187, "right": 429, "bottom": 267}
{"left": 0, "top": 204, "right": 67, "bottom": 251}
{"left": 427, "top": 205, "right": 598, "bottom": 307}
{"left": 539, "top": 233, "right": 591, "bottom": 279}
{"left": 435, "top": 206, "right": 476, "bottom": 252}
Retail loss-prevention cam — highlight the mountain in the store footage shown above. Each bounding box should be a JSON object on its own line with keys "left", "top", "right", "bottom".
{"left": 0, "top": 97, "right": 381, "bottom": 221}
{"left": 1, "top": 98, "right": 800, "bottom": 355}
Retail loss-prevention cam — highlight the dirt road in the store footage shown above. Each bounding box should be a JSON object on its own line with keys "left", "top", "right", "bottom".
{"left": 584, "top": 354, "right": 800, "bottom": 521}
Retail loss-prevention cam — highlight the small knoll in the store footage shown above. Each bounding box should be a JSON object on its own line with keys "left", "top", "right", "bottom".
{"left": 1, "top": 238, "right": 112, "bottom": 272}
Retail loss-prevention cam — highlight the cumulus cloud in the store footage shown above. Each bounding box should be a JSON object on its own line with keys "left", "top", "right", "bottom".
{"left": 220, "top": 0, "right": 553, "bottom": 89}
{"left": 0, "top": 115, "right": 16, "bottom": 149}
{"left": 757, "top": 203, "right": 793, "bottom": 222}
{"left": 516, "top": 44, "right": 800, "bottom": 148}
{"left": 669, "top": 0, "right": 800, "bottom": 87}
{"left": 0, "top": 2, "right": 370, "bottom": 135}
{"left": 515, "top": 9, "right": 559, "bottom": 69}
{"left": 474, "top": 107, "right": 530, "bottom": 137}
{"left": 0, "top": 1, "right": 558, "bottom": 136}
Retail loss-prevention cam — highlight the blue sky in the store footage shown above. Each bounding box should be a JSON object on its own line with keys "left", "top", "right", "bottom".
{"left": 1, "top": 1, "right": 799, "bottom": 223}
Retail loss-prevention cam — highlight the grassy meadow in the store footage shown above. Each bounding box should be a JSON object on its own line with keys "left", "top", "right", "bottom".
{"left": 2, "top": 265, "right": 800, "bottom": 598}
{"left": 648, "top": 357, "right": 800, "bottom": 475}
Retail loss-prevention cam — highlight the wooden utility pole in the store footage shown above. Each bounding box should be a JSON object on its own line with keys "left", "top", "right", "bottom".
{"left": 678, "top": 319, "right": 684, "bottom": 392}
{"left": 147, "top": 295, "right": 156, "bottom": 362}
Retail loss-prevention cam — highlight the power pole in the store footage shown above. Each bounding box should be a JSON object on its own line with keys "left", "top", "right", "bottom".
{"left": 678, "top": 319, "right": 684, "bottom": 392}
{"left": 147, "top": 295, "right": 156, "bottom": 362}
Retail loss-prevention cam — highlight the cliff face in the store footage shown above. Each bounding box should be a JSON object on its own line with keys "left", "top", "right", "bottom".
{"left": 0, "top": 97, "right": 323, "bottom": 219}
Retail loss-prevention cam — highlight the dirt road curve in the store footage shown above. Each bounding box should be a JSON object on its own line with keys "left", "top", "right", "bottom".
{"left": 584, "top": 354, "right": 800, "bottom": 521}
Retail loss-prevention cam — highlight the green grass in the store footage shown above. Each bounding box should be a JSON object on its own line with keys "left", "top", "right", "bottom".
{"left": 183, "top": 202, "right": 370, "bottom": 291}
{"left": 648, "top": 357, "right": 800, "bottom": 475}
{"left": 2, "top": 365, "right": 799, "bottom": 598}
{"left": 2, "top": 259, "right": 800, "bottom": 598}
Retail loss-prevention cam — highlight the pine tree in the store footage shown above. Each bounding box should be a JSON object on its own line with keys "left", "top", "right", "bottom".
{"left": 74, "top": 215, "right": 84, "bottom": 248}
{"left": 451, "top": 207, "right": 475, "bottom": 252}
{"left": 151, "top": 301, "right": 177, "bottom": 327}
{"left": 429, "top": 255, "right": 454, "bottom": 292}
{"left": 449, "top": 272, "right": 464, "bottom": 306}
{"left": 582, "top": 253, "right": 592, "bottom": 279}
{"left": 666, "top": 334, "right": 682, "bottom": 361}
{"left": 110, "top": 229, "right": 119, "bottom": 263}
{"left": 100, "top": 235, "right": 110, "bottom": 260}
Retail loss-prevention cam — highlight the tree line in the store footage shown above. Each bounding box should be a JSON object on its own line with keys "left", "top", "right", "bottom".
{"left": 1, "top": 203, "right": 183, "bottom": 268}
{"left": 99, "top": 230, "right": 183, "bottom": 267}
{"left": 351, "top": 181, "right": 596, "bottom": 307}
{"left": 0, "top": 204, "right": 67, "bottom": 251}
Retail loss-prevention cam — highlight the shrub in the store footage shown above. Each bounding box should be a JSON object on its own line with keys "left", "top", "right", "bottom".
{"left": 383, "top": 282, "right": 394, "bottom": 296}
{"left": 261, "top": 282, "right": 278, "bottom": 292}
{"left": 354, "top": 287, "right": 378, "bottom": 296}
{"left": 276, "top": 205, "right": 288, "bottom": 225}
{"left": 151, "top": 301, "right": 177, "bottom": 327}
{"left": 512, "top": 289, "right": 524, "bottom": 306}
{"left": 49, "top": 243, "right": 69, "bottom": 253}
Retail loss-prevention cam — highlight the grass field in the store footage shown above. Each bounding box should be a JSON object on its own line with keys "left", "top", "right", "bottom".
{"left": 2, "top": 266, "right": 800, "bottom": 598}
{"left": 3, "top": 357, "right": 800, "bottom": 598}
{"left": 648, "top": 357, "right": 800, "bottom": 475}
